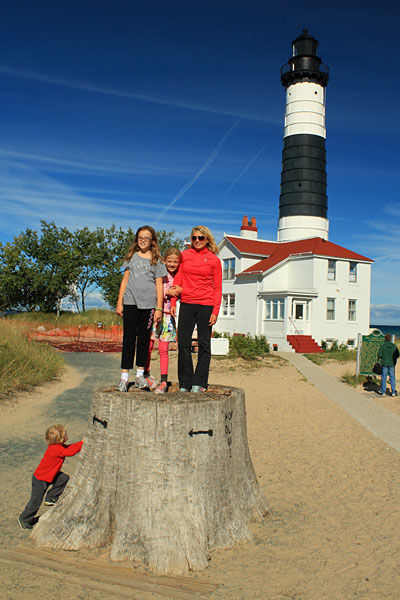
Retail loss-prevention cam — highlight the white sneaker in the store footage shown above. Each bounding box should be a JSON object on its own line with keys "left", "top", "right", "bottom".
{"left": 115, "top": 379, "right": 128, "bottom": 392}
{"left": 135, "top": 375, "right": 150, "bottom": 389}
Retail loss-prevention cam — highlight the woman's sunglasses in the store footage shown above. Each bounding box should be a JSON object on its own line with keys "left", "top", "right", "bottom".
{"left": 192, "top": 235, "right": 205, "bottom": 241}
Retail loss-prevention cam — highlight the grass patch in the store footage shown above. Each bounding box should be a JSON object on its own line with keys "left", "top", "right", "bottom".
{"left": 7, "top": 309, "right": 122, "bottom": 328}
{"left": 0, "top": 321, "right": 64, "bottom": 397}
{"left": 341, "top": 370, "right": 366, "bottom": 387}
{"left": 305, "top": 349, "right": 357, "bottom": 365}
{"left": 304, "top": 353, "right": 324, "bottom": 365}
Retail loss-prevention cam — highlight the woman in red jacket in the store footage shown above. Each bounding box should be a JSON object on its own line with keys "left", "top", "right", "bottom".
{"left": 170, "top": 225, "right": 222, "bottom": 392}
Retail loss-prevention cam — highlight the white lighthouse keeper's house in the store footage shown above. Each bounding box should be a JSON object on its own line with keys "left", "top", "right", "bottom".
{"left": 215, "top": 31, "right": 373, "bottom": 352}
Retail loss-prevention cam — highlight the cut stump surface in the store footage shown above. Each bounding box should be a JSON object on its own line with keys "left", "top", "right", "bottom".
{"left": 32, "top": 386, "right": 270, "bottom": 574}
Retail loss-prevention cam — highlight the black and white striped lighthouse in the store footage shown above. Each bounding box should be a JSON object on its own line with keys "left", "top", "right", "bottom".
{"left": 278, "top": 29, "right": 329, "bottom": 242}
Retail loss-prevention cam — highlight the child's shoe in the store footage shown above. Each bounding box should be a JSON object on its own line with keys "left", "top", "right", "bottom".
{"left": 135, "top": 375, "right": 150, "bottom": 389}
{"left": 44, "top": 499, "right": 57, "bottom": 506}
{"left": 114, "top": 379, "right": 128, "bottom": 392}
{"left": 17, "top": 516, "right": 33, "bottom": 530}
{"left": 146, "top": 375, "right": 159, "bottom": 390}
{"left": 155, "top": 381, "right": 168, "bottom": 395}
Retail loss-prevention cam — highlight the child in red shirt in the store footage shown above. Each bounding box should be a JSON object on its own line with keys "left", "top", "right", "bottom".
{"left": 18, "top": 424, "right": 83, "bottom": 529}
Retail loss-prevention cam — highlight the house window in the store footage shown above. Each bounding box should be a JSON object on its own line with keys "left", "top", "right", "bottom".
{"left": 327, "top": 298, "right": 335, "bottom": 320}
{"left": 327, "top": 259, "right": 336, "bottom": 280}
{"left": 264, "top": 298, "right": 284, "bottom": 320}
{"left": 223, "top": 258, "right": 235, "bottom": 280}
{"left": 347, "top": 339, "right": 355, "bottom": 347}
{"left": 348, "top": 299, "right": 357, "bottom": 321}
{"left": 349, "top": 262, "right": 357, "bottom": 282}
{"left": 222, "top": 294, "right": 235, "bottom": 316}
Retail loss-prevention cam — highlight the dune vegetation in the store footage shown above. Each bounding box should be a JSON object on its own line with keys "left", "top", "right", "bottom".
{"left": 0, "top": 320, "right": 64, "bottom": 397}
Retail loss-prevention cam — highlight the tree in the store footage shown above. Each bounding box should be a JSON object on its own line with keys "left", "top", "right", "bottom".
{"left": 0, "top": 238, "right": 43, "bottom": 311}
{"left": 157, "top": 229, "right": 185, "bottom": 255}
{"left": 0, "top": 222, "right": 186, "bottom": 312}
{"left": 70, "top": 227, "right": 106, "bottom": 312}
{"left": 96, "top": 225, "right": 134, "bottom": 309}
{"left": 0, "top": 223, "right": 75, "bottom": 312}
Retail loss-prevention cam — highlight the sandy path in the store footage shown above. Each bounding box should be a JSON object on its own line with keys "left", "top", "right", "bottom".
{"left": 1, "top": 352, "right": 400, "bottom": 599}
{"left": 319, "top": 358, "right": 400, "bottom": 417}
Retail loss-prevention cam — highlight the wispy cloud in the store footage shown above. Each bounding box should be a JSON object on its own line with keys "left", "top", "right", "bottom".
{"left": 153, "top": 120, "right": 240, "bottom": 226}
{"left": 370, "top": 304, "right": 400, "bottom": 323}
{"left": 0, "top": 64, "right": 278, "bottom": 124}
{"left": 0, "top": 147, "right": 183, "bottom": 177}
{"left": 224, "top": 140, "right": 270, "bottom": 194}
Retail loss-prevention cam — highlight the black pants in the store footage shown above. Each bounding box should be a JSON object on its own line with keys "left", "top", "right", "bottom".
{"left": 19, "top": 472, "right": 69, "bottom": 525}
{"left": 178, "top": 303, "right": 213, "bottom": 389}
{"left": 121, "top": 305, "right": 154, "bottom": 370}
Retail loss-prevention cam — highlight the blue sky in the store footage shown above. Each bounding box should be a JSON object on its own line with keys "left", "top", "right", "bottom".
{"left": 0, "top": 0, "right": 399, "bottom": 322}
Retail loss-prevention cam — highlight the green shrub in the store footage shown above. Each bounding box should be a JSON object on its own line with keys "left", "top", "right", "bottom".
{"left": 228, "top": 334, "right": 270, "bottom": 360}
{"left": 0, "top": 321, "right": 64, "bottom": 396}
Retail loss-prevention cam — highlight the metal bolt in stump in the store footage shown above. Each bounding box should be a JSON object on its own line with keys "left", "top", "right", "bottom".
{"left": 32, "top": 386, "right": 270, "bottom": 574}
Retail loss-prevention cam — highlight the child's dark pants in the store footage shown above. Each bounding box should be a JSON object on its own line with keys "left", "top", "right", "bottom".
{"left": 121, "top": 305, "right": 154, "bottom": 369}
{"left": 19, "top": 472, "right": 69, "bottom": 525}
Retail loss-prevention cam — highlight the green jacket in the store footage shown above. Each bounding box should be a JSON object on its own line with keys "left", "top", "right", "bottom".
{"left": 377, "top": 341, "right": 399, "bottom": 367}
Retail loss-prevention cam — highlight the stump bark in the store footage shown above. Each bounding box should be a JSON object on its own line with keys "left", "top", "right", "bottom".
{"left": 32, "top": 386, "right": 270, "bottom": 574}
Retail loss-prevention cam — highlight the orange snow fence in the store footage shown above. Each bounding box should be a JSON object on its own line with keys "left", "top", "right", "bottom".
{"left": 28, "top": 324, "right": 123, "bottom": 352}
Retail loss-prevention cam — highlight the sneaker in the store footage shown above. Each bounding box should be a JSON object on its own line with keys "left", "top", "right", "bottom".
{"left": 145, "top": 375, "right": 159, "bottom": 390}
{"left": 377, "top": 390, "right": 384, "bottom": 396}
{"left": 392, "top": 392, "right": 398, "bottom": 397}
{"left": 135, "top": 375, "right": 150, "bottom": 389}
{"left": 44, "top": 499, "right": 57, "bottom": 506}
{"left": 114, "top": 379, "right": 128, "bottom": 392}
{"left": 191, "top": 385, "right": 206, "bottom": 393}
{"left": 17, "top": 516, "right": 33, "bottom": 530}
{"left": 155, "top": 381, "right": 168, "bottom": 395}
{"left": 179, "top": 387, "right": 189, "bottom": 393}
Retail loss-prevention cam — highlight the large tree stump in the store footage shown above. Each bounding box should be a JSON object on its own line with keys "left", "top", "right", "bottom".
{"left": 32, "top": 386, "right": 270, "bottom": 574}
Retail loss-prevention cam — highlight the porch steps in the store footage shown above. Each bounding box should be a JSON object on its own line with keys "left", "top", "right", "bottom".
{"left": 287, "top": 335, "right": 323, "bottom": 354}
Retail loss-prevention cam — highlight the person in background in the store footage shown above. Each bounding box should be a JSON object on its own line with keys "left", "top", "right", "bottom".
{"left": 170, "top": 225, "right": 222, "bottom": 393}
{"left": 18, "top": 424, "right": 83, "bottom": 529}
{"left": 377, "top": 333, "right": 399, "bottom": 396}
{"left": 115, "top": 226, "right": 166, "bottom": 392}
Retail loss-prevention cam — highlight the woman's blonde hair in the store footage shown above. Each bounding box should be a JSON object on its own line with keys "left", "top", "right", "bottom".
{"left": 164, "top": 247, "right": 182, "bottom": 261}
{"left": 46, "top": 424, "right": 67, "bottom": 445}
{"left": 124, "top": 226, "right": 162, "bottom": 266}
{"left": 191, "top": 225, "right": 219, "bottom": 255}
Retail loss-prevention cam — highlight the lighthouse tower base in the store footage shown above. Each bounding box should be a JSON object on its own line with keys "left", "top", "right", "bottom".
{"left": 277, "top": 215, "right": 329, "bottom": 242}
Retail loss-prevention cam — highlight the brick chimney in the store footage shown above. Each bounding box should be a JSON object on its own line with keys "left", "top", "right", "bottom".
{"left": 240, "top": 215, "right": 258, "bottom": 239}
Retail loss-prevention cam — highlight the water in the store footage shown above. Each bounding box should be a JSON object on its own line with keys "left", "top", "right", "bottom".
{"left": 370, "top": 324, "right": 400, "bottom": 337}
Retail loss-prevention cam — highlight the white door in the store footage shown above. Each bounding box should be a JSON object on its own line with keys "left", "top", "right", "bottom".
{"left": 292, "top": 301, "right": 310, "bottom": 334}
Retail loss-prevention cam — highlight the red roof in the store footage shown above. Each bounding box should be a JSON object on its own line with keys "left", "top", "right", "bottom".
{"left": 225, "top": 236, "right": 277, "bottom": 256}
{"left": 224, "top": 236, "right": 373, "bottom": 276}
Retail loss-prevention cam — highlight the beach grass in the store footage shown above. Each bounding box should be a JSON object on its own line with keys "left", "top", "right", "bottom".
{"left": 7, "top": 309, "right": 122, "bottom": 328}
{"left": 0, "top": 321, "right": 64, "bottom": 396}
{"left": 305, "top": 348, "right": 357, "bottom": 365}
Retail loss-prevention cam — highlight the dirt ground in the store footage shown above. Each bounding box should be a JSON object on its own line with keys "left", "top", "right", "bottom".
{"left": 1, "top": 351, "right": 400, "bottom": 599}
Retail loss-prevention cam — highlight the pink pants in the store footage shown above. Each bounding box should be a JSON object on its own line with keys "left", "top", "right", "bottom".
{"left": 146, "top": 339, "right": 169, "bottom": 375}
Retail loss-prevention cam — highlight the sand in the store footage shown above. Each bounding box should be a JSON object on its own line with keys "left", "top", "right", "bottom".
{"left": 1, "top": 352, "right": 399, "bottom": 599}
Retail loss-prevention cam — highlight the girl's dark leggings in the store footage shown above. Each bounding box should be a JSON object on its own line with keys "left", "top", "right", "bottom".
{"left": 177, "top": 302, "right": 213, "bottom": 389}
{"left": 121, "top": 305, "right": 154, "bottom": 369}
